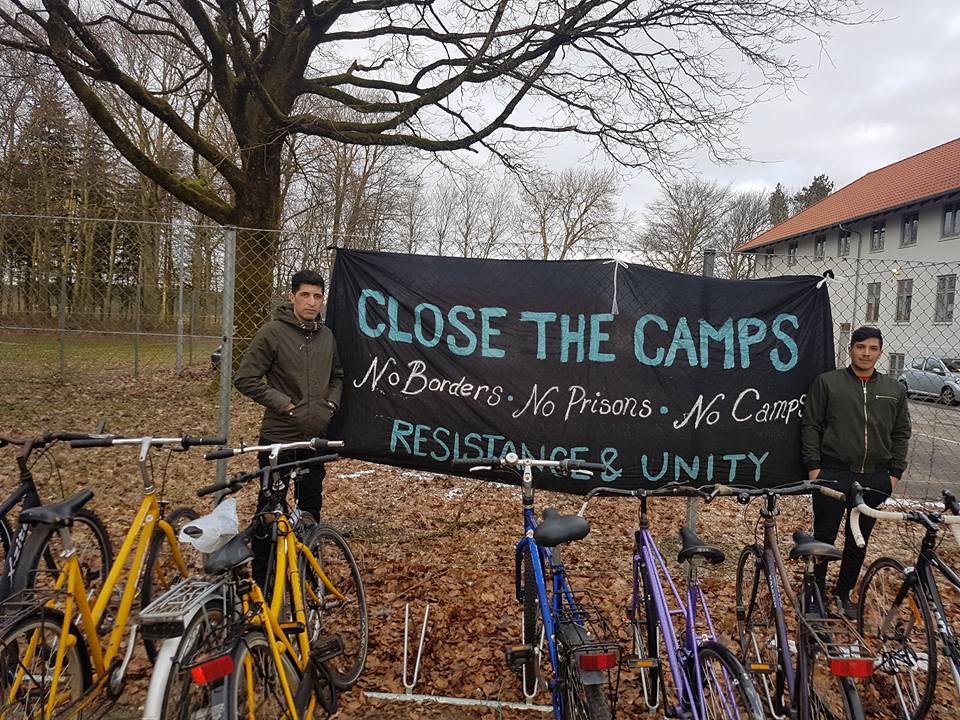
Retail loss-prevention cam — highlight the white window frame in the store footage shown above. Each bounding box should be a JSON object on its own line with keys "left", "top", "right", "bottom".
{"left": 895, "top": 278, "right": 913, "bottom": 323}
{"left": 935, "top": 274, "right": 956, "bottom": 323}
{"left": 865, "top": 282, "right": 881, "bottom": 323}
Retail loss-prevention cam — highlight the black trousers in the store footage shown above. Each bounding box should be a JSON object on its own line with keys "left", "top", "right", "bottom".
{"left": 251, "top": 442, "right": 326, "bottom": 589}
{"left": 812, "top": 467, "right": 892, "bottom": 597}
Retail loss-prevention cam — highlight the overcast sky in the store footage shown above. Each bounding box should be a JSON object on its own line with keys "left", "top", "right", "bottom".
{"left": 619, "top": 0, "right": 960, "bottom": 213}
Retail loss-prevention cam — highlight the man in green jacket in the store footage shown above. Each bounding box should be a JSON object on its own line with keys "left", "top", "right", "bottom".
{"left": 801, "top": 326, "right": 911, "bottom": 619}
{"left": 234, "top": 269, "right": 344, "bottom": 584}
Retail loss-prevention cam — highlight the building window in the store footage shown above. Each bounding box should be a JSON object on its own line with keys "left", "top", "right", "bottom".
{"left": 814, "top": 234, "right": 826, "bottom": 258}
{"left": 895, "top": 278, "right": 913, "bottom": 322}
{"left": 837, "top": 323, "right": 851, "bottom": 366}
{"left": 870, "top": 221, "right": 886, "bottom": 251}
{"left": 763, "top": 247, "right": 774, "bottom": 270}
{"left": 945, "top": 202, "right": 960, "bottom": 237}
{"left": 901, "top": 212, "right": 919, "bottom": 247}
{"left": 935, "top": 274, "right": 956, "bottom": 322}
{"left": 787, "top": 240, "right": 798, "bottom": 266}
{"left": 887, "top": 353, "right": 905, "bottom": 377}
{"left": 838, "top": 230, "right": 851, "bottom": 256}
{"left": 865, "top": 282, "right": 881, "bottom": 323}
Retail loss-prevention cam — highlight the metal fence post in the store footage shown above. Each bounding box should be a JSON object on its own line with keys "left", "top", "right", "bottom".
{"left": 176, "top": 226, "right": 185, "bottom": 376}
{"left": 686, "top": 248, "right": 718, "bottom": 531}
{"left": 216, "top": 227, "right": 237, "bottom": 484}
{"left": 57, "top": 249, "right": 67, "bottom": 380}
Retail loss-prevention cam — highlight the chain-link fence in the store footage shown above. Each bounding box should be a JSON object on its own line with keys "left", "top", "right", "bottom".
{"left": 2, "top": 214, "right": 956, "bottom": 496}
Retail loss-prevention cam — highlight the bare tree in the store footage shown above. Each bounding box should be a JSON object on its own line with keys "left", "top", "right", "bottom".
{"left": 638, "top": 178, "right": 730, "bottom": 274}
{"left": 428, "top": 180, "right": 458, "bottom": 257}
{"left": 518, "top": 167, "right": 623, "bottom": 260}
{"left": 0, "top": 0, "right": 868, "bottom": 336}
{"left": 720, "top": 189, "right": 769, "bottom": 278}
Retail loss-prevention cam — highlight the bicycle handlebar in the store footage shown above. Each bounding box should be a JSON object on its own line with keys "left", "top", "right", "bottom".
{"left": 849, "top": 482, "right": 960, "bottom": 548}
{"left": 70, "top": 435, "right": 226, "bottom": 449}
{"left": 203, "top": 438, "right": 343, "bottom": 461}
{"left": 704, "top": 479, "right": 840, "bottom": 502}
{"left": 452, "top": 453, "right": 606, "bottom": 475}
{"left": 196, "top": 453, "right": 339, "bottom": 497}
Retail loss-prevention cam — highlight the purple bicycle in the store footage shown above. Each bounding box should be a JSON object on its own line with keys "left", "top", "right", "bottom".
{"left": 581, "top": 484, "right": 764, "bottom": 720}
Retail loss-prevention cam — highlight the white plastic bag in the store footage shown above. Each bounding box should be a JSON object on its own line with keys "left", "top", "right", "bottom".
{"left": 179, "top": 498, "right": 239, "bottom": 554}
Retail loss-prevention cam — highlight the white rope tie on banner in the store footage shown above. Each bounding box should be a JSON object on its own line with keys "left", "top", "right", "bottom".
{"left": 603, "top": 258, "right": 629, "bottom": 315}
{"left": 816, "top": 269, "right": 839, "bottom": 289}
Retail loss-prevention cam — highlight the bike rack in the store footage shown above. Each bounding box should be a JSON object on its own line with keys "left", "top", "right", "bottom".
{"left": 364, "top": 601, "right": 552, "bottom": 713}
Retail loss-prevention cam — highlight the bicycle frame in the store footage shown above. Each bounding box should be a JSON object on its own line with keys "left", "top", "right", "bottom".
{"left": 6, "top": 438, "right": 190, "bottom": 719}
{"left": 632, "top": 497, "right": 728, "bottom": 719}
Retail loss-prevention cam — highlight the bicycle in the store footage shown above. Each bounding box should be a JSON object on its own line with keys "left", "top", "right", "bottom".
{"left": 0, "top": 432, "right": 113, "bottom": 601}
{"left": 0, "top": 434, "right": 220, "bottom": 719}
{"left": 724, "top": 480, "right": 876, "bottom": 720}
{"left": 140, "top": 438, "right": 367, "bottom": 720}
{"left": 582, "top": 483, "right": 765, "bottom": 720}
{"left": 852, "top": 482, "right": 960, "bottom": 720}
{"left": 454, "top": 451, "right": 620, "bottom": 720}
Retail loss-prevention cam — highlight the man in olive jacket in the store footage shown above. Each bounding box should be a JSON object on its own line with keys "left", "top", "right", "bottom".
{"left": 801, "top": 326, "right": 911, "bottom": 619}
{"left": 234, "top": 269, "right": 343, "bottom": 584}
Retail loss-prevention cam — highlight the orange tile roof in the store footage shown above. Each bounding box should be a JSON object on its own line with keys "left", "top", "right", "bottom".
{"left": 739, "top": 137, "right": 960, "bottom": 252}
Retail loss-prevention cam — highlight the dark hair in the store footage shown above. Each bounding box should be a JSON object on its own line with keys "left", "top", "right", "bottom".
{"left": 850, "top": 325, "right": 882, "bottom": 348}
{"left": 291, "top": 270, "right": 325, "bottom": 294}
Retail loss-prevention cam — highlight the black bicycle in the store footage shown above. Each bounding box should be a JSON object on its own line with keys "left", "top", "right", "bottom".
{"left": 0, "top": 432, "right": 114, "bottom": 601}
{"left": 852, "top": 483, "right": 960, "bottom": 720}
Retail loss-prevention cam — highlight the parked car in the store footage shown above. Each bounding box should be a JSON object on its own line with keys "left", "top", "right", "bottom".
{"left": 898, "top": 356, "right": 960, "bottom": 405}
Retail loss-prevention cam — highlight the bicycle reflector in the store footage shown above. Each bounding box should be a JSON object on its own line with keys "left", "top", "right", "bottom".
{"left": 579, "top": 651, "right": 618, "bottom": 672}
{"left": 190, "top": 655, "right": 235, "bottom": 685}
{"left": 829, "top": 657, "right": 874, "bottom": 678}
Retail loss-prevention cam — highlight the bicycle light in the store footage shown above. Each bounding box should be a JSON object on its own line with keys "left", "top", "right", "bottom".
{"left": 190, "top": 655, "right": 235, "bottom": 685}
{"left": 578, "top": 651, "right": 618, "bottom": 672}
{"left": 829, "top": 657, "right": 874, "bottom": 678}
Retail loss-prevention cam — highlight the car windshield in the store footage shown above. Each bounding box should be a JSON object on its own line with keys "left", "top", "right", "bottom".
{"left": 942, "top": 359, "right": 960, "bottom": 373}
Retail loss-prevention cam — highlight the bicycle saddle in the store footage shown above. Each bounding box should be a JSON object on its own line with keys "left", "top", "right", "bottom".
{"left": 533, "top": 508, "right": 590, "bottom": 548}
{"left": 677, "top": 527, "right": 725, "bottom": 565}
{"left": 203, "top": 530, "right": 254, "bottom": 575}
{"left": 19, "top": 489, "right": 94, "bottom": 527}
{"left": 789, "top": 531, "right": 842, "bottom": 562}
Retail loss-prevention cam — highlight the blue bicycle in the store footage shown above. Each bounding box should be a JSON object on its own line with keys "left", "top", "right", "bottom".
{"left": 455, "top": 452, "right": 620, "bottom": 720}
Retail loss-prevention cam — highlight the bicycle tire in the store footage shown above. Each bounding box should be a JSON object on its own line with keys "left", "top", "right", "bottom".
{"left": 632, "top": 553, "right": 662, "bottom": 711}
{"left": 562, "top": 670, "right": 612, "bottom": 720}
{"left": 857, "top": 556, "right": 936, "bottom": 720}
{"left": 521, "top": 541, "right": 543, "bottom": 697}
{"left": 735, "top": 544, "right": 787, "bottom": 718}
{"left": 0, "top": 515, "right": 11, "bottom": 583}
{"left": 299, "top": 523, "right": 368, "bottom": 688}
{"left": 691, "top": 640, "right": 766, "bottom": 720}
{"left": 10, "top": 508, "right": 114, "bottom": 598}
{"left": 0, "top": 607, "right": 93, "bottom": 717}
{"left": 159, "top": 599, "right": 228, "bottom": 720}
{"left": 225, "top": 629, "right": 301, "bottom": 720}
{"left": 141, "top": 506, "right": 201, "bottom": 663}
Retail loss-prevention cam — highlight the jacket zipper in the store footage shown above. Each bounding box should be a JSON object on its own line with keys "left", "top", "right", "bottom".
{"left": 861, "top": 380, "right": 869, "bottom": 473}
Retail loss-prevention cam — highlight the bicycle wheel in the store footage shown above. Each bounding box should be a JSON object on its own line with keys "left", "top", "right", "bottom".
{"left": 796, "top": 619, "right": 850, "bottom": 720}
{"left": 692, "top": 640, "right": 766, "bottom": 720}
{"left": 561, "top": 669, "right": 612, "bottom": 720}
{"left": 12, "top": 509, "right": 114, "bottom": 598}
{"left": 225, "top": 629, "right": 301, "bottom": 720}
{"left": 0, "top": 516, "right": 11, "bottom": 583}
{"left": 521, "top": 541, "right": 544, "bottom": 697}
{"left": 0, "top": 608, "right": 92, "bottom": 718}
{"left": 735, "top": 544, "right": 787, "bottom": 717}
{"left": 142, "top": 507, "right": 202, "bottom": 662}
{"left": 159, "top": 600, "right": 229, "bottom": 720}
{"left": 299, "top": 523, "right": 368, "bottom": 688}
{"left": 632, "top": 557, "right": 662, "bottom": 710}
{"left": 858, "top": 556, "right": 936, "bottom": 720}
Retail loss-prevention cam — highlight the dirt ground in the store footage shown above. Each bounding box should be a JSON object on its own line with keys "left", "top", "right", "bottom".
{"left": 2, "top": 368, "right": 959, "bottom": 719}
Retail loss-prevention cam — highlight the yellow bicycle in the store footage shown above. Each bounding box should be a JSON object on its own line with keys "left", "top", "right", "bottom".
{"left": 162, "top": 439, "right": 367, "bottom": 720}
{"left": 0, "top": 434, "right": 222, "bottom": 719}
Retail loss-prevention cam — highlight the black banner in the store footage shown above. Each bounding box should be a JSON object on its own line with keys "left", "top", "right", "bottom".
{"left": 327, "top": 250, "right": 834, "bottom": 493}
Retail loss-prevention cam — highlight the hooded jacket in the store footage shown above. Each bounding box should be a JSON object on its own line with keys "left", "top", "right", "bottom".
{"left": 234, "top": 302, "right": 344, "bottom": 443}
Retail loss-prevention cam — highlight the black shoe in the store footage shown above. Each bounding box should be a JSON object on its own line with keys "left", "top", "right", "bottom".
{"left": 833, "top": 591, "right": 857, "bottom": 621}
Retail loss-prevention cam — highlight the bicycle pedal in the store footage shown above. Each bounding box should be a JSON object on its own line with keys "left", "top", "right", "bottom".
{"left": 505, "top": 644, "right": 535, "bottom": 670}
{"left": 279, "top": 621, "right": 305, "bottom": 636}
{"left": 310, "top": 634, "right": 345, "bottom": 663}
{"left": 627, "top": 656, "right": 658, "bottom": 670}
